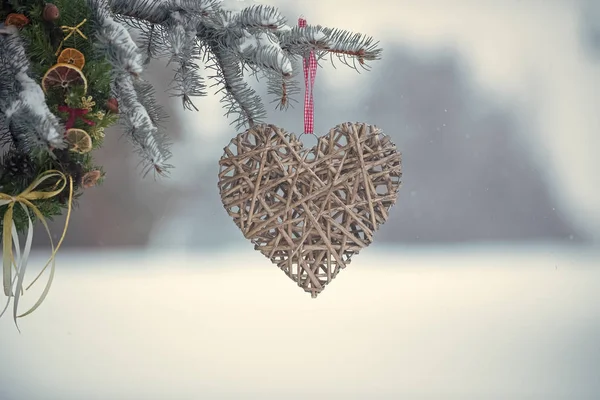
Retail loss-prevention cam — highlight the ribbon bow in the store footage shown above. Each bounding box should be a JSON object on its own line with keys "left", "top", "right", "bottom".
{"left": 0, "top": 170, "right": 73, "bottom": 329}
{"left": 58, "top": 105, "right": 96, "bottom": 130}
{"left": 55, "top": 18, "right": 88, "bottom": 56}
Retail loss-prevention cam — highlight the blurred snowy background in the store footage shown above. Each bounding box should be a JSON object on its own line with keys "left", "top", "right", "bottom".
{"left": 27, "top": 0, "right": 599, "bottom": 248}
{"left": 1, "top": 0, "right": 599, "bottom": 399}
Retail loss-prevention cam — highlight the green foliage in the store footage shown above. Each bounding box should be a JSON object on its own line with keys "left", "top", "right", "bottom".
{"left": 0, "top": 0, "right": 118, "bottom": 236}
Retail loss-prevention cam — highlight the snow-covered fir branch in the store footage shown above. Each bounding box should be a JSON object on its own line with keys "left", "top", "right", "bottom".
{"left": 206, "top": 40, "right": 266, "bottom": 129}
{"left": 134, "top": 80, "right": 170, "bottom": 128}
{"left": 0, "top": 27, "right": 65, "bottom": 154}
{"left": 87, "top": 0, "right": 171, "bottom": 174}
{"left": 165, "top": 10, "right": 206, "bottom": 110}
{"left": 107, "top": 0, "right": 381, "bottom": 125}
{"left": 1, "top": 0, "right": 382, "bottom": 177}
{"left": 87, "top": 3, "right": 144, "bottom": 77}
{"left": 265, "top": 67, "right": 300, "bottom": 111}
{"left": 113, "top": 74, "right": 173, "bottom": 176}
{"left": 108, "top": 0, "right": 221, "bottom": 25}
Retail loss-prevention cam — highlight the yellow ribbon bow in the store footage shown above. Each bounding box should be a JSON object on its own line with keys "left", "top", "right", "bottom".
{"left": 0, "top": 170, "right": 73, "bottom": 329}
{"left": 55, "top": 18, "right": 88, "bottom": 56}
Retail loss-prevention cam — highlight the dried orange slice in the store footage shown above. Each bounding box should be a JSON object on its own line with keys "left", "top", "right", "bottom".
{"left": 41, "top": 63, "right": 88, "bottom": 93}
{"left": 65, "top": 128, "right": 93, "bottom": 153}
{"left": 57, "top": 48, "right": 86, "bottom": 70}
{"left": 5, "top": 13, "right": 29, "bottom": 29}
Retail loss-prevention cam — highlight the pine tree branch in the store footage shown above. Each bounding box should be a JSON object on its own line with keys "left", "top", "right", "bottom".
{"left": 164, "top": 10, "right": 206, "bottom": 111}
{"left": 133, "top": 80, "right": 169, "bottom": 128}
{"left": 0, "top": 114, "right": 11, "bottom": 149}
{"left": 206, "top": 40, "right": 266, "bottom": 129}
{"left": 113, "top": 73, "right": 172, "bottom": 176}
{"left": 108, "top": 0, "right": 221, "bottom": 25}
{"left": 0, "top": 27, "right": 65, "bottom": 154}
{"left": 229, "top": 4, "right": 286, "bottom": 30}
{"left": 106, "top": 0, "right": 382, "bottom": 128}
{"left": 265, "top": 66, "right": 301, "bottom": 111}
{"left": 108, "top": 1, "right": 382, "bottom": 69}
{"left": 138, "top": 22, "right": 161, "bottom": 64}
{"left": 87, "top": 0, "right": 171, "bottom": 174}
{"left": 1, "top": 0, "right": 382, "bottom": 177}
{"left": 87, "top": 0, "right": 144, "bottom": 77}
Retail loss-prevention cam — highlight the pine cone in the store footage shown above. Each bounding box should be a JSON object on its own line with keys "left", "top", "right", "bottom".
{"left": 3, "top": 151, "right": 35, "bottom": 180}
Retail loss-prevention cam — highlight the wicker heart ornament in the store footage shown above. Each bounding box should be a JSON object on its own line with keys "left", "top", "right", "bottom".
{"left": 218, "top": 122, "right": 402, "bottom": 297}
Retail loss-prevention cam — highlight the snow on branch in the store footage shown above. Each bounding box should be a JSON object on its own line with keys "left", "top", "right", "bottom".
{"left": 87, "top": 0, "right": 171, "bottom": 174}
{"left": 108, "top": 0, "right": 221, "bottom": 25}
{"left": 235, "top": 30, "right": 293, "bottom": 76}
{"left": 227, "top": 5, "right": 286, "bottom": 30}
{"left": 105, "top": 0, "right": 382, "bottom": 129}
{"left": 165, "top": 10, "right": 206, "bottom": 110}
{"left": 206, "top": 41, "right": 266, "bottom": 129}
{"left": 114, "top": 74, "right": 172, "bottom": 176}
{"left": 134, "top": 80, "right": 170, "bottom": 128}
{"left": 0, "top": 27, "right": 64, "bottom": 154}
{"left": 87, "top": 0, "right": 144, "bottom": 76}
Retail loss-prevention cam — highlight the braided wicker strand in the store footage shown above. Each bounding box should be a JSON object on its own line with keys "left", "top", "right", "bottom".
{"left": 218, "top": 122, "right": 402, "bottom": 297}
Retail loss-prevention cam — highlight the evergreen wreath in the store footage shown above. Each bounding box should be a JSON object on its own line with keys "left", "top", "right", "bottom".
{"left": 0, "top": 0, "right": 382, "bottom": 324}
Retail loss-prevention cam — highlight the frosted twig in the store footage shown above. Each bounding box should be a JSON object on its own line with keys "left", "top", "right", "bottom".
{"left": 0, "top": 30, "right": 64, "bottom": 153}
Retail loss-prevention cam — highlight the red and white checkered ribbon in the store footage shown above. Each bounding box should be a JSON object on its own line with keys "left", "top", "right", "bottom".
{"left": 298, "top": 17, "right": 317, "bottom": 135}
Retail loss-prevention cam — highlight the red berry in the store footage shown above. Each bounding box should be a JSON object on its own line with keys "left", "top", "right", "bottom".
{"left": 43, "top": 3, "right": 60, "bottom": 22}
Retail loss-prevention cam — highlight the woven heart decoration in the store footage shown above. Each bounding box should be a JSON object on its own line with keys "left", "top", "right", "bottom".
{"left": 218, "top": 122, "right": 402, "bottom": 297}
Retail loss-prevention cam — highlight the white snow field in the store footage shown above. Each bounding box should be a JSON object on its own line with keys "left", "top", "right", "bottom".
{"left": 0, "top": 246, "right": 598, "bottom": 399}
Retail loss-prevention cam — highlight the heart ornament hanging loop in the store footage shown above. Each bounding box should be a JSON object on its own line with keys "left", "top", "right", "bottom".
{"left": 218, "top": 122, "right": 402, "bottom": 297}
